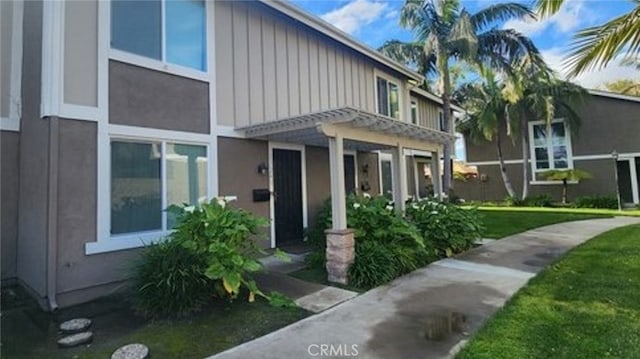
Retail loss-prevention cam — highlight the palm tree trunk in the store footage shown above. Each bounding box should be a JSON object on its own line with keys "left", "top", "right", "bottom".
{"left": 439, "top": 53, "right": 453, "bottom": 197}
{"left": 520, "top": 117, "right": 530, "bottom": 199}
{"left": 496, "top": 130, "right": 516, "bottom": 198}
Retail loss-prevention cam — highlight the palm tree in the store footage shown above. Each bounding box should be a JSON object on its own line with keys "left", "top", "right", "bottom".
{"left": 456, "top": 68, "right": 517, "bottom": 198}
{"left": 380, "top": 0, "right": 544, "bottom": 196}
{"left": 536, "top": 0, "right": 640, "bottom": 77}
{"left": 541, "top": 169, "right": 592, "bottom": 204}
{"left": 503, "top": 70, "right": 587, "bottom": 199}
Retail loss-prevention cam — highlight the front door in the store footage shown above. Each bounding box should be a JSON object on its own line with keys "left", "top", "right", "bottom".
{"left": 273, "top": 148, "right": 303, "bottom": 246}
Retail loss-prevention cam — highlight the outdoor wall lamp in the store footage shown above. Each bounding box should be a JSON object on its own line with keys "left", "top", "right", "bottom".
{"left": 361, "top": 163, "right": 369, "bottom": 174}
{"left": 257, "top": 163, "right": 268, "bottom": 175}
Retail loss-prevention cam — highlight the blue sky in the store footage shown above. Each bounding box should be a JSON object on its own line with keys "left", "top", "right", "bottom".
{"left": 291, "top": 0, "right": 639, "bottom": 89}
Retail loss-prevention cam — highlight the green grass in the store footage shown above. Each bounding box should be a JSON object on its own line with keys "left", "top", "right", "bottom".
{"left": 479, "top": 209, "right": 611, "bottom": 239}
{"left": 457, "top": 224, "right": 640, "bottom": 359}
{"left": 2, "top": 296, "right": 309, "bottom": 359}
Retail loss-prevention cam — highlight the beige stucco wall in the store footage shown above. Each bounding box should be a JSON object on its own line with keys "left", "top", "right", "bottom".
{"left": 2, "top": 131, "right": 19, "bottom": 280}
{"left": 0, "top": 0, "right": 13, "bottom": 117}
{"left": 215, "top": 1, "right": 407, "bottom": 127}
{"left": 305, "top": 146, "right": 331, "bottom": 227}
{"left": 17, "top": 0, "right": 47, "bottom": 296}
{"left": 55, "top": 119, "right": 142, "bottom": 303}
{"left": 109, "top": 60, "right": 210, "bottom": 133}
{"left": 63, "top": 0, "right": 98, "bottom": 107}
{"left": 357, "top": 151, "right": 380, "bottom": 195}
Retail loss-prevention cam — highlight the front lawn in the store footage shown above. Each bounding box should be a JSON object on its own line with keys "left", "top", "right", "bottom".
{"left": 479, "top": 209, "right": 611, "bottom": 238}
{"left": 457, "top": 224, "right": 640, "bottom": 359}
{"left": 2, "top": 293, "right": 309, "bottom": 359}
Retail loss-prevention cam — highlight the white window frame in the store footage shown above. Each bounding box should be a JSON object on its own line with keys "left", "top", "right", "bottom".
{"left": 87, "top": 128, "right": 214, "bottom": 255}
{"left": 108, "top": 0, "right": 210, "bottom": 82}
{"left": 1, "top": 0, "right": 23, "bottom": 131}
{"left": 410, "top": 98, "right": 419, "bottom": 125}
{"left": 374, "top": 71, "right": 403, "bottom": 121}
{"left": 528, "top": 119, "right": 574, "bottom": 174}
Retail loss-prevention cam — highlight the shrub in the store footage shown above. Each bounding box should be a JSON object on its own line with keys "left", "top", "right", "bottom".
{"left": 131, "top": 240, "right": 212, "bottom": 318}
{"left": 574, "top": 195, "right": 618, "bottom": 209}
{"left": 309, "top": 195, "right": 435, "bottom": 289}
{"left": 522, "top": 194, "right": 554, "bottom": 207}
{"left": 406, "top": 199, "right": 484, "bottom": 257}
{"left": 168, "top": 199, "right": 272, "bottom": 302}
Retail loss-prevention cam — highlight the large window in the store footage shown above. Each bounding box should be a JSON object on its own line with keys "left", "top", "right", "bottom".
{"left": 530, "top": 121, "right": 571, "bottom": 171}
{"left": 376, "top": 76, "right": 400, "bottom": 119}
{"left": 111, "top": 0, "right": 207, "bottom": 71}
{"left": 111, "top": 140, "right": 208, "bottom": 235}
{"left": 410, "top": 99, "right": 418, "bottom": 125}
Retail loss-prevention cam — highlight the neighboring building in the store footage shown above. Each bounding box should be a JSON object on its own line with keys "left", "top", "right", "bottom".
{"left": 1, "top": 0, "right": 456, "bottom": 309}
{"left": 456, "top": 90, "right": 640, "bottom": 205}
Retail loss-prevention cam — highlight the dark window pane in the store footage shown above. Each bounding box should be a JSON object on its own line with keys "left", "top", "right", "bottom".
{"left": 111, "top": 0, "right": 162, "bottom": 60}
{"left": 552, "top": 122, "right": 565, "bottom": 138}
{"left": 111, "top": 141, "right": 162, "bottom": 234}
{"left": 166, "top": 0, "right": 207, "bottom": 70}
{"left": 553, "top": 146, "right": 568, "bottom": 168}
{"left": 381, "top": 160, "right": 393, "bottom": 198}
{"left": 377, "top": 77, "right": 388, "bottom": 116}
{"left": 411, "top": 101, "right": 418, "bottom": 124}
{"left": 533, "top": 125, "right": 547, "bottom": 146}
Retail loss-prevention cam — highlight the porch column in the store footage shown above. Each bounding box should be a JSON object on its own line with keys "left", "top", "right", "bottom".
{"left": 326, "top": 134, "right": 355, "bottom": 284}
{"left": 431, "top": 150, "right": 443, "bottom": 200}
{"left": 392, "top": 145, "right": 408, "bottom": 212}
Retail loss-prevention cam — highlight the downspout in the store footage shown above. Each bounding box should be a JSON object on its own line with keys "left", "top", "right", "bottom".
{"left": 46, "top": 117, "right": 59, "bottom": 311}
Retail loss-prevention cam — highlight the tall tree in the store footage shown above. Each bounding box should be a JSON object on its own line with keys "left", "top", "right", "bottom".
{"left": 456, "top": 69, "right": 517, "bottom": 198}
{"left": 503, "top": 69, "right": 586, "bottom": 199}
{"left": 380, "top": 0, "right": 544, "bottom": 196}
{"left": 536, "top": 0, "right": 640, "bottom": 77}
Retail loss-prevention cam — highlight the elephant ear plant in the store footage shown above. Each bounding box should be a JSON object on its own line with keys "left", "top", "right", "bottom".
{"left": 167, "top": 199, "right": 293, "bottom": 306}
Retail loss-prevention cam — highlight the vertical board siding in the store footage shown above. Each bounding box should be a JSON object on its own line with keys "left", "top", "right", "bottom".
{"left": 232, "top": 4, "right": 250, "bottom": 127}
{"left": 261, "top": 17, "right": 277, "bottom": 122}
{"left": 416, "top": 96, "right": 440, "bottom": 131}
{"left": 215, "top": 2, "right": 234, "bottom": 126}
{"left": 248, "top": 10, "right": 263, "bottom": 125}
{"left": 215, "top": 1, "right": 379, "bottom": 127}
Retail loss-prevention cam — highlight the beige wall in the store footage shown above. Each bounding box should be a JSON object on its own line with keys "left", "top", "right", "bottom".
{"left": 63, "top": 0, "right": 98, "bottom": 107}
{"left": 2, "top": 131, "right": 19, "bottom": 280}
{"left": 1, "top": 0, "right": 13, "bottom": 117}
{"left": 17, "top": 0, "right": 47, "bottom": 296}
{"left": 357, "top": 152, "right": 379, "bottom": 196}
{"left": 215, "top": 1, "right": 401, "bottom": 127}
{"left": 414, "top": 95, "right": 441, "bottom": 130}
{"left": 218, "top": 137, "right": 270, "bottom": 219}
{"left": 55, "top": 119, "right": 142, "bottom": 298}
{"left": 109, "top": 60, "right": 210, "bottom": 133}
{"left": 305, "top": 146, "right": 331, "bottom": 227}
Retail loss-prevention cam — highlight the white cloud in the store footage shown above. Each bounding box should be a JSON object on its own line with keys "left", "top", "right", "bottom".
{"left": 321, "top": 0, "right": 389, "bottom": 35}
{"left": 541, "top": 47, "right": 640, "bottom": 89}
{"left": 503, "top": 1, "right": 586, "bottom": 37}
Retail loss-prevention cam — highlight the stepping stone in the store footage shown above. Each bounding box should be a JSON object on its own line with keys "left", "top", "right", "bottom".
{"left": 59, "top": 318, "right": 92, "bottom": 333}
{"left": 111, "top": 343, "right": 150, "bottom": 359}
{"left": 57, "top": 331, "right": 93, "bottom": 348}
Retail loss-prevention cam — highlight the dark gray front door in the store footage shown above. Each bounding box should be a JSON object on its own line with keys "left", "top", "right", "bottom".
{"left": 273, "top": 149, "right": 303, "bottom": 245}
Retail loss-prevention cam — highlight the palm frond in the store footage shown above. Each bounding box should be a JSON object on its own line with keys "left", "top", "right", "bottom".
{"left": 400, "top": 0, "right": 427, "bottom": 29}
{"left": 534, "top": 0, "right": 564, "bottom": 18}
{"left": 565, "top": 4, "right": 640, "bottom": 77}
{"left": 471, "top": 3, "right": 535, "bottom": 31}
{"left": 448, "top": 10, "right": 479, "bottom": 60}
{"left": 378, "top": 40, "right": 437, "bottom": 76}
{"left": 476, "top": 29, "right": 546, "bottom": 76}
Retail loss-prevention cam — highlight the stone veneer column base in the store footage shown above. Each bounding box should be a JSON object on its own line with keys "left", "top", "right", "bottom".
{"left": 325, "top": 229, "right": 355, "bottom": 285}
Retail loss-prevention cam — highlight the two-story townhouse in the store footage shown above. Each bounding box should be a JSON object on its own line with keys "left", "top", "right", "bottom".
{"left": 0, "top": 0, "right": 454, "bottom": 309}
{"left": 456, "top": 91, "right": 640, "bottom": 205}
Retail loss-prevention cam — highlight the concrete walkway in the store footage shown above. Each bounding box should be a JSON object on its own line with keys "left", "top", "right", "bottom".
{"left": 209, "top": 217, "right": 640, "bottom": 359}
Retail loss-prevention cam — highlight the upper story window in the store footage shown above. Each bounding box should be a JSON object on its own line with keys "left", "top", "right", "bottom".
{"left": 376, "top": 76, "right": 400, "bottom": 119}
{"left": 111, "top": 0, "right": 207, "bottom": 71}
{"left": 410, "top": 99, "right": 418, "bottom": 125}
{"left": 530, "top": 120, "right": 572, "bottom": 172}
